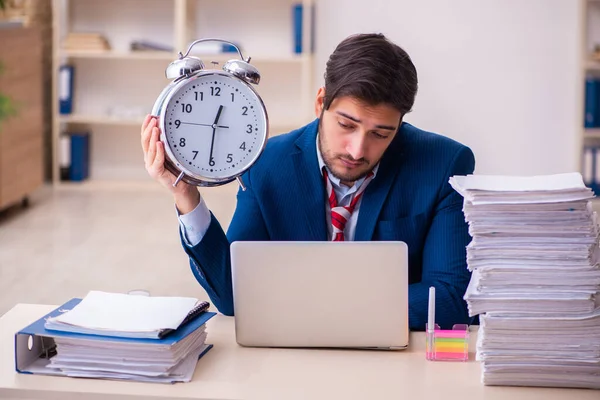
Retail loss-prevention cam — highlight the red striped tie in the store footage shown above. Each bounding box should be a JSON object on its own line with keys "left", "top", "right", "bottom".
{"left": 323, "top": 168, "right": 375, "bottom": 241}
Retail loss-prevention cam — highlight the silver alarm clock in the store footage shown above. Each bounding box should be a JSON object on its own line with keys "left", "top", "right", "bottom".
{"left": 151, "top": 38, "right": 269, "bottom": 190}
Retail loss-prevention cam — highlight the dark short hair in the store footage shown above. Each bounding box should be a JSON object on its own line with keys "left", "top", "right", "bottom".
{"left": 323, "top": 33, "right": 418, "bottom": 117}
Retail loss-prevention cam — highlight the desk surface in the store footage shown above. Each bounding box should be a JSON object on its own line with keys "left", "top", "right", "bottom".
{"left": 0, "top": 304, "right": 597, "bottom": 400}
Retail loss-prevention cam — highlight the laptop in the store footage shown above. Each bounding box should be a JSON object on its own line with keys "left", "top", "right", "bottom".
{"left": 230, "top": 241, "right": 409, "bottom": 350}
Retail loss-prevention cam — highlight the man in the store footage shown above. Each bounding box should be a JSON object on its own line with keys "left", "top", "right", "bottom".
{"left": 141, "top": 33, "right": 475, "bottom": 330}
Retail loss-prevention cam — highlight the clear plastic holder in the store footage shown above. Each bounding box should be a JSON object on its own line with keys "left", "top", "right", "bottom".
{"left": 425, "top": 323, "right": 469, "bottom": 361}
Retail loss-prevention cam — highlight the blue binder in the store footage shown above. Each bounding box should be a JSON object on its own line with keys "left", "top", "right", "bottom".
{"left": 59, "top": 65, "right": 74, "bottom": 115}
{"left": 582, "top": 146, "right": 594, "bottom": 188}
{"left": 222, "top": 43, "right": 238, "bottom": 53}
{"left": 69, "top": 132, "right": 90, "bottom": 181}
{"left": 15, "top": 298, "right": 215, "bottom": 376}
{"left": 293, "top": 4, "right": 303, "bottom": 54}
{"left": 593, "top": 146, "right": 600, "bottom": 196}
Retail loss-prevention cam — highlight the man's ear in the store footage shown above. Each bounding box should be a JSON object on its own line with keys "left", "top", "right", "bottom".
{"left": 314, "top": 87, "right": 326, "bottom": 118}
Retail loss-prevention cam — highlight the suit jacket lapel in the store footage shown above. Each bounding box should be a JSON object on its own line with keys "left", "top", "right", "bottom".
{"left": 291, "top": 119, "right": 328, "bottom": 241}
{"left": 354, "top": 125, "right": 405, "bottom": 241}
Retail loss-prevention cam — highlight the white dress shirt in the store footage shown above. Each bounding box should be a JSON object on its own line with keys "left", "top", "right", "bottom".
{"left": 178, "top": 133, "right": 379, "bottom": 246}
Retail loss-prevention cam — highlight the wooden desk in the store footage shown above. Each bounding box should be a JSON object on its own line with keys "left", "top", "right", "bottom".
{"left": 0, "top": 304, "right": 597, "bottom": 400}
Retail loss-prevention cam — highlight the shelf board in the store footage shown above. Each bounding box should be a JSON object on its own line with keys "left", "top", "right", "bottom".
{"left": 60, "top": 114, "right": 305, "bottom": 133}
{"left": 60, "top": 114, "right": 144, "bottom": 126}
{"left": 55, "top": 178, "right": 241, "bottom": 194}
{"left": 65, "top": 50, "right": 177, "bottom": 61}
{"left": 55, "top": 179, "right": 161, "bottom": 191}
{"left": 64, "top": 50, "right": 309, "bottom": 64}
{"left": 583, "top": 128, "right": 600, "bottom": 138}
{"left": 185, "top": 53, "right": 309, "bottom": 64}
{"left": 239, "top": 54, "right": 309, "bottom": 64}
{"left": 584, "top": 58, "right": 600, "bottom": 71}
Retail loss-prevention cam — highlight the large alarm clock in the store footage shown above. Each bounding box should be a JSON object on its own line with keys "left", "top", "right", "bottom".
{"left": 151, "top": 38, "right": 269, "bottom": 190}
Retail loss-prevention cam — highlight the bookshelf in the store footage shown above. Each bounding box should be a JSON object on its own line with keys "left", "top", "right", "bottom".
{"left": 581, "top": 0, "right": 600, "bottom": 190}
{"left": 51, "top": 0, "right": 316, "bottom": 184}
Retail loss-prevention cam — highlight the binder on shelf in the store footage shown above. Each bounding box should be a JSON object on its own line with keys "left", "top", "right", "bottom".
{"left": 187, "top": 41, "right": 240, "bottom": 55}
{"left": 582, "top": 145, "right": 600, "bottom": 196}
{"left": 130, "top": 40, "right": 174, "bottom": 53}
{"left": 59, "top": 65, "right": 74, "bottom": 115}
{"left": 69, "top": 132, "right": 90, "bottom": 181}
{"left": 310, "top": 3, "right": 315, "bottom": 54}
{"left": 221, "top": 43, "right": 238, "bottom": 53}
{"left": 15, "top": 298, "right": 216, "bottom": 381}
{"left": 595, "top": 146, "right": 600, "bottom": 196}
{"left": 59, "top": 134, "right": 71, "bottom": 181}
{"left": 293, "top": 3, "right": 303, "bottom": 54}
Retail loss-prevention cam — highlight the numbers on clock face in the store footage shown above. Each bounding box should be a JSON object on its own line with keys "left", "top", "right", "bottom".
{"left": 163, "top": 73, "right": 266, "bottom": 179}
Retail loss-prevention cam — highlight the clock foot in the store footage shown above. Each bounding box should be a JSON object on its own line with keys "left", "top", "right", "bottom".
{"left": 236, "top": 176, "right": 247, "bottom": 191}
{"left": 173, "top": 171, "right": 185, "bottom": 187}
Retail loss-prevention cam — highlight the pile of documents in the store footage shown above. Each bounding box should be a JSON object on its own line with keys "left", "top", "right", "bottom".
{"left": 449, "top": 172, "right": 600, "bottom": 390}
{"left": 41, "top": 291, "right": 214, "bottom": 383}
{"left": 62, "top": 32, "right": 111, "bottom": 52}
{"left": 130, "top": 40, "right": 173, "bottom": 53}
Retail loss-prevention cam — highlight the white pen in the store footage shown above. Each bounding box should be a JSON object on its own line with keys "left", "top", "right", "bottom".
{"left": 427, "top": 286, "right": 436, "bottom": 357}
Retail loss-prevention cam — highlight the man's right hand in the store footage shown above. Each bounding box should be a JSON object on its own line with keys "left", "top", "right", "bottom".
{"left": 141, "top": 114, "right": 200, "bottom": 214}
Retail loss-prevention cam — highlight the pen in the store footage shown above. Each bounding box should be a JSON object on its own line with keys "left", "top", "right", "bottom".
{"left": 427, "top": 286, "right": 435, "bottom": 358}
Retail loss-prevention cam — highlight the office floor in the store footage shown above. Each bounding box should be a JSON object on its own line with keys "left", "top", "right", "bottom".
{"left": 0, "top": 181, "right": 239, "bottom": 317}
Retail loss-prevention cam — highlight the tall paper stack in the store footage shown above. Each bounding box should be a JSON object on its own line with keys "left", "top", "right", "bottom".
{"left": 449, "top": 172, "right": 600, "bottom": 390}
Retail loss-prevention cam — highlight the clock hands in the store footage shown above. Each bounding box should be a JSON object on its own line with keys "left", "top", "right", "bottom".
{"left": 180, "top": 121, "right": 229, "bottom": 129}
{"left": 208, "top": 105, "right": 224, "bottom": 167}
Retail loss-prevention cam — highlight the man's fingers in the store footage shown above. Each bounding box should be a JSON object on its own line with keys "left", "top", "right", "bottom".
{"left": 152, "top": 140, "right": 166, "bottom": 173}
{"left": 146, "top": 126, "right": 159, "bottom": 168}
{"left": 141, "top": 114, "right": 152, "bottom": 134}
{"left": 141, "top": 116, "right": 156, "bottom": 155}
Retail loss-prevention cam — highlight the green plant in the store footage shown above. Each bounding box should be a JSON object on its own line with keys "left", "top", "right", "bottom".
{"left": 0, "top": 1, "right": 21, "bottom": 125}
{"left": 0, "top": 61, "right": 17, "bottom": 124}
{"left": 0, "top": 95, "right": 16, "bottom": 121}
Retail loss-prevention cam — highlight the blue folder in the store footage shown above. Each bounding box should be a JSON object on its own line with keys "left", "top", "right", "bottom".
{"left": 69, "top": 132, "right": 90, "bottom": 182}
{"left": 15, "top": 298, "right": 215, "bottom": 376}
{"left": 59, "top": 65, "right": 74, "bottom": 115}
{"left": 293, "top": 4, "right": 303, "bottom": 54}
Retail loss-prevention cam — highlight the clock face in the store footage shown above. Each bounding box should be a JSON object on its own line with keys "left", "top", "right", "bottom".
{"left": 161, "top": 71, "right": 268, "bottom": 181}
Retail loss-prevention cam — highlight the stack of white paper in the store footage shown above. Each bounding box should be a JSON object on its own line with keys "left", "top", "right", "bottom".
{"left": 450, "top": 172, "right": 600, "bottom": 390}
{"left": 43, "top": 291, "right": 212, "bottom": 383}
{"left": 47, "top": 327, "right": 209, "bottom": 383}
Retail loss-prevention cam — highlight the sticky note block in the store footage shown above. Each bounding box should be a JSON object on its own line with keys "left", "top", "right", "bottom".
{"left": 425, "top": 324, "right": 469, "bottom": 361}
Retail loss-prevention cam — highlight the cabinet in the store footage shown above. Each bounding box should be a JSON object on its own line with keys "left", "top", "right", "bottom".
{"left": 0, "top": 26, "right": 44, "bottom": 209}
{"left": 51, "top": 0, "right": 316, "bottom": 184}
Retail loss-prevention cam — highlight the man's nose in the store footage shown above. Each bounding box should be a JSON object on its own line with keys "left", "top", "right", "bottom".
{"left": 346, "top": 133, "right": 366, "bottom": 160}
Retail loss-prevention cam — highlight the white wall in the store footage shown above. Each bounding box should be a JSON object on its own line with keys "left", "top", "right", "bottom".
{"left": 314, "top": 0, "right": 582, "bottom": 176}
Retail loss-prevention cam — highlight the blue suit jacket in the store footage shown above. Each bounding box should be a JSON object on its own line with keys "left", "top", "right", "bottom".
{"left": 181, "top": 118, "right": 476, "bottom": 330}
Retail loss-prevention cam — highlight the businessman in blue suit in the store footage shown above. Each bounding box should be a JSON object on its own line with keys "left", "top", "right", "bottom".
{"left": 141, "top": 33, "right": 475, "bottom": 330}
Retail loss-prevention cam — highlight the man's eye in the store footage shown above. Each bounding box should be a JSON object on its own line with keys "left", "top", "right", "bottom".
{"left": 372, "top": 132, "right": 388, "bottom": 139}
{"left": 338, "top": 122, "right": 352, "bottom": 129}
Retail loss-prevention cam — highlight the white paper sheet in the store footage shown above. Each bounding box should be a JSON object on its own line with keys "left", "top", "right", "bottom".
{"left": 450, "top": 172, "right": 587, "bottom": 192}
{"left": 45, "top": 291, "right": 199, "bottom": 336}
